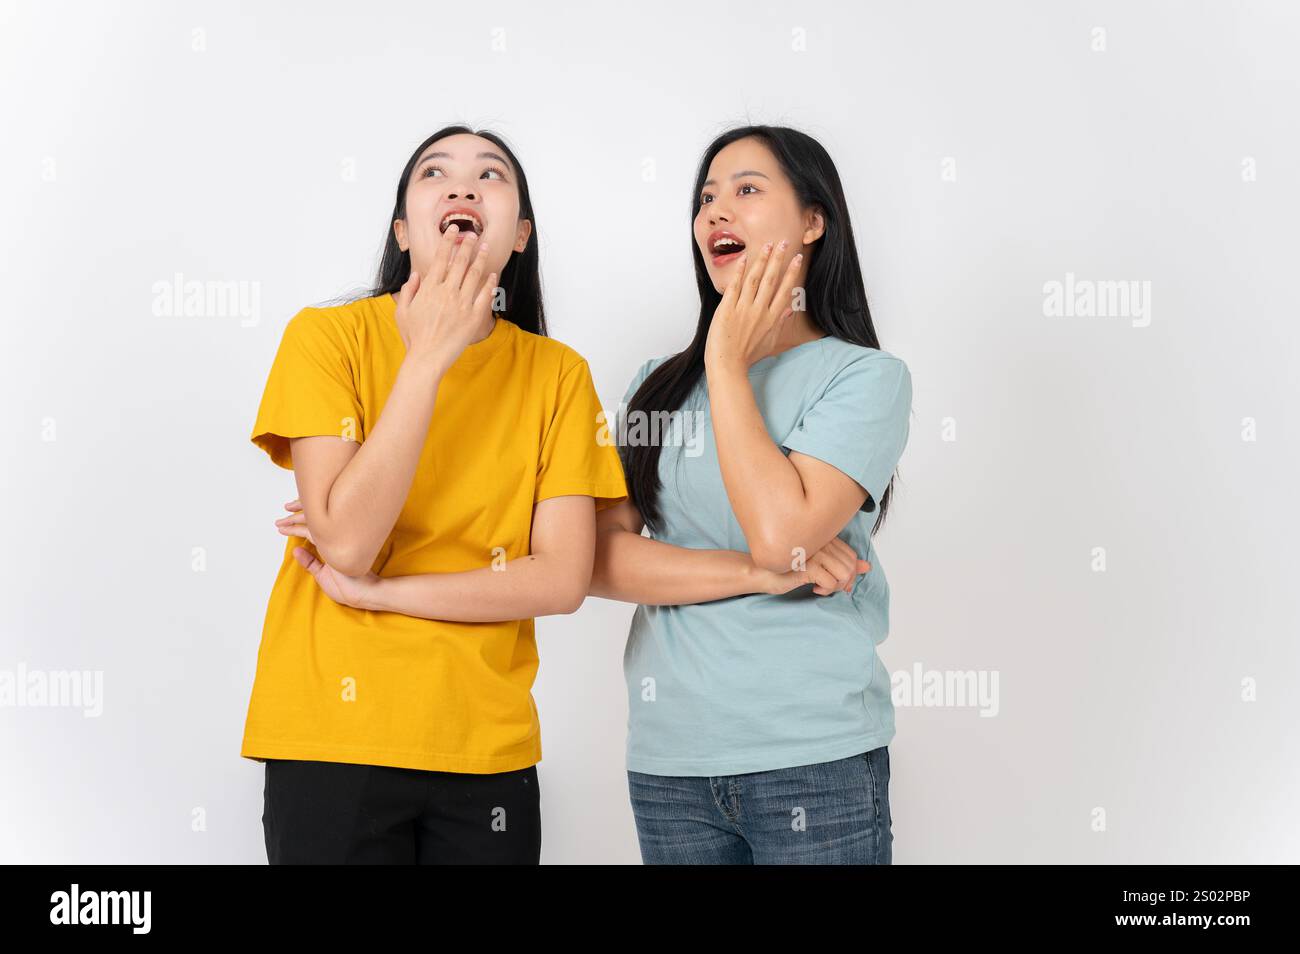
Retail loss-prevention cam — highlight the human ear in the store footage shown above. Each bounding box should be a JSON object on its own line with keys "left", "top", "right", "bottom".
{"left": 393, "top": 218, "right": 409, "bottom": 252}
{"left": 802, "top": 206, "right": 826, "bottom": 245}
{"left": 513, "top": 219, "right": 533, "bottom": 253}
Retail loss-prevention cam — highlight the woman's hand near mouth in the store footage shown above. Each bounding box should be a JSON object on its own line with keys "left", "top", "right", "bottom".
{"left": 704, "top": 238, "right": 803, "bottom": 373}
{"left": 394, "top": 220, "right": 499, "bottom": 373}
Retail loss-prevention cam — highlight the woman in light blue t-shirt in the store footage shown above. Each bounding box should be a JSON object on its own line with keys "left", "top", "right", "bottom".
{"left": 590, "top": 125, "right": 913, "bottom": 865}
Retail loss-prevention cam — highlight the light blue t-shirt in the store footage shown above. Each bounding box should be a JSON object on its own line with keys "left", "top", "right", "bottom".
{"left": 618, "top": 337, "right": 913, "bottom": 776}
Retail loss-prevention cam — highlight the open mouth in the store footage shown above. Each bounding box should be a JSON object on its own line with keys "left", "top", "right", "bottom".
{"left": 709, "top": 233, "right": 746, "bottom": 263}
{"left": 439, "top": 209, "right": 483, "bottom": 238}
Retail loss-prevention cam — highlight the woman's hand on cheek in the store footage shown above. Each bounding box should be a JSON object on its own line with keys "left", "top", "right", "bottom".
{"left": 704, "top": 239, "right": 803, "bottom": 372}
{"left": 291, "top": 546, "right": 381, "bottom": 610}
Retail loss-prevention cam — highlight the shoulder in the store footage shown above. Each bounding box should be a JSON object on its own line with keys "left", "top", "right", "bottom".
{"left": 621, "top": 353, "right": 673, "bottom": 402}
{"left": 284, "top": 294, "right": 385, "bottom": 344}
{"left": 509, "top": 324, "right": 596, "bottom": 380}
{"left": 816, "top": 338, "right": 910, "bottom": 386}
{"left": 636, "top": 353, "right": 674, "bottom": 384}
{"left": 817, "top": 337, "right": 908, "bottom": 374}
{"left": 638, "top": 353, "right": 673, "bottom": 381}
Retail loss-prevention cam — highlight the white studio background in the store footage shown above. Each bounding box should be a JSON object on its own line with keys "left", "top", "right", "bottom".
{"left": 2, "top": 0, "right": 1297, "bottom": 864}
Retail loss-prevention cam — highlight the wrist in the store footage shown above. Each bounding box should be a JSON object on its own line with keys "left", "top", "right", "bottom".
{"left": 401, "top": 348, "right": 453, "bottom": 381}
{"left": 740, "top": 556, "right": 777, "bottom": 594}
{"left": 357, "top": 579, "right": 388, "bottom": 612}
{"left": 705, "top": 353, "right": 749, "bottom": 379}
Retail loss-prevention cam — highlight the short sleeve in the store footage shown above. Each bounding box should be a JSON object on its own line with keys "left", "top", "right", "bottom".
{"left": 250, "top": 308, "right": 365, "bottom": 470}
{"left": 781, "top": 352, "right": 912, "bottom": 512}
{"left": 535, "top": 358, "right": 630, "bottom": 513}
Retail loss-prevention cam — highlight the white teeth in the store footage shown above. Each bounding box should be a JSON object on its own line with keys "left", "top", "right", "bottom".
{"left": 713, "top": 237, "right": 742, "bottom": 251}
{"left": 440, "top": 212, "right": 482, "bottom": 232}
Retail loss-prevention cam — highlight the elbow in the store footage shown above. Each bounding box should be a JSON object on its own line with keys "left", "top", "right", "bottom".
{"left": 748, "top": 534, "right": 799, "bottom": 575}
{"left": 540, "top": 590, "right": 585, "bottom": 617}
{"left": 744, "top": 511, "right": 815, "bottom": 574}
{"left": 751, "top": 551, "right": 795, "bottom": 575}
{"left": 316, "top": 539, "right": 375, "bottom": 578}
{"left": 543, "top": 566, "right": 591, "bottom": 616}
{"left": 550, "top": 579, "right": 589, "bottom": 616}
{"left": 554, "top": 591, "right": 587, "bottom": 616}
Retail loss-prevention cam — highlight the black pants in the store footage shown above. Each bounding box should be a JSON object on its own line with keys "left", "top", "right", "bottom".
{"left": 262, "top": 758, "right": 541, "bottom": 864}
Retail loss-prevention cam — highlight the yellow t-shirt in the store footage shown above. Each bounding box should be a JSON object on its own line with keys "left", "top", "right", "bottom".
{"left": 240, "top": 293, "right": 628, "bottom": 773}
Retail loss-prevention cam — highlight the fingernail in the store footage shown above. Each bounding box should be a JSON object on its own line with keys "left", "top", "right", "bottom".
{"left": 763, "top": 241, "right": 772, "bottom": 252}
{"left": 794, "top": 253, "right": 803, "bottom": 263}
{"left": 778, "top": 239, "right": 788, "bottom": 250}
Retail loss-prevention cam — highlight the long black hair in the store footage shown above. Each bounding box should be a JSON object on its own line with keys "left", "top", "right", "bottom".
{"left": 359, "top": 125, "right": 546, "bottom": 337}
{"left": 620, "top": 124, "right": 897, "bottom": 536}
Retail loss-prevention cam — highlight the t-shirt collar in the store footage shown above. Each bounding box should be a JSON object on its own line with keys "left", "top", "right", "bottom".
{"left": 381, "top": 292, "right": 512, "bottom": 365}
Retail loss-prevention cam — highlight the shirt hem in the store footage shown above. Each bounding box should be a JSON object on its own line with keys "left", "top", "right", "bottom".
{"left": 625, "top": 730, "right": 894, "bottom": 777}
{"left": 240, "top": 735, "right": 541, "bottom": 774}
{"left": 535, "top": 479, "right": 628, "bottom": 504}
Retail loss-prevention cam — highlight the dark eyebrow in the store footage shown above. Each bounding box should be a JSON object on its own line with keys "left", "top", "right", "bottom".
{"left": 701, "top": 169, "right": 771, "bottom": 188}
{"left": 416, "top": 150, "right": 511, "bottom": 169}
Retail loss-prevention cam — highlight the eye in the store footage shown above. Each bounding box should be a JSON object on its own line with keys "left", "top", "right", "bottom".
{"left": 481, "top": 167, "right": 507, "bottom": 180}
{"left": 421, "top": 165, "right": 444, "bottom": 178}
{"left": 700, "top": 193, "right": 714, "bottom": 205}
{"left": 738, "top": 183, "right": 759, "bottom": 196}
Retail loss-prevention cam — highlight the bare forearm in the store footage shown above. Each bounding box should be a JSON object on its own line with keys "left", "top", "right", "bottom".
{"left": 706, "top": 361, "right": 808, "bottom": 566}
{"left": 360, "top": 553, "right": 587, "bottom": 622}
{"left": 317, "top": 353, "right": 450, "bottom": 572}
{"left": 590, "top": 529, "right": 769, "bottom": 605}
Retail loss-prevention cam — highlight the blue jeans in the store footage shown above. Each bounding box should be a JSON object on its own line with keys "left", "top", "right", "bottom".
{"left": 627, "top": 747, "right": 892, "bottom": 864}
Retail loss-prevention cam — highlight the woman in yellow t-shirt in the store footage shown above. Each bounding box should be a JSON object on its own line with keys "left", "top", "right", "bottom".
{"left": 242, "top": 126, "right": 627, "bottom": 864}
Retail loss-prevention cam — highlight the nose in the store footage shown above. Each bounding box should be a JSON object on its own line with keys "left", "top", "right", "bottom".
{"left": 705, "top": 201, "right": 731, "bottom": 226}
{"left": 445, "top": 187, "right": 478, "bottom": 201}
